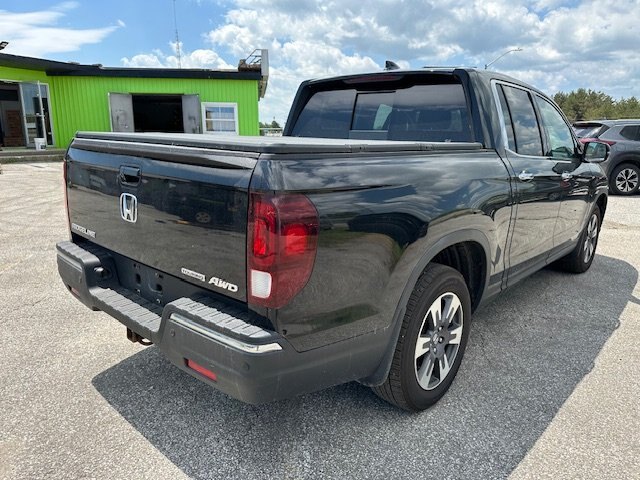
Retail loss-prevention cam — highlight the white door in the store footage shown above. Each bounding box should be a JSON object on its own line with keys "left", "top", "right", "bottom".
{"left": 182, "top": 94, "right": 201, "bottom": 133}
{"left": 109, "top": 93, "right": 134, "bottom": 132}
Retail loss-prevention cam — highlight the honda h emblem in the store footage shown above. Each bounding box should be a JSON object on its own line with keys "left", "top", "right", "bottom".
{"left": 119, "top": 193, "right": 138, "bottom": 223}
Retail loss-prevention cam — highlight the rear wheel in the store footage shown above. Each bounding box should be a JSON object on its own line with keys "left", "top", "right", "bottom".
{"left": 557, "top": 206, "right": 601, "bottom": 273}
{"left": 194, "top": 211, "right": 212, "bottom": 224}
{"left": 610, "top": 163, "right": 640, "bottom": 195}
{"left": 373, "top": 263, "right": 471, "bottom": 411}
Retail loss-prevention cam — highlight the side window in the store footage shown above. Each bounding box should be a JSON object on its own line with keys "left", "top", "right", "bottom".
{"left": 496, "top": 85, "right": 516, "bottom": 150}
{"left": 501, "top": 85, "right": 543, "bottom": 156}
{"left": 620, "top": 125, "right": 640, "bottom": 141}
{"left": 201, "top": 102, "right": 238, "bottom": 135}
{"left": 536, "top": 96, "right": 576, "bottom": 158}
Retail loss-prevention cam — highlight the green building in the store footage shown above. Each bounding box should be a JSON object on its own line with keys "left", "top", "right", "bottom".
{"left": 0, "top": 50, "right": 268, "bottom": 149}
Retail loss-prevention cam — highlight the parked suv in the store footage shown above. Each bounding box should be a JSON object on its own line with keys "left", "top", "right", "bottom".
{"left": 573, "top": 120, "right": 640, "bottom": 195}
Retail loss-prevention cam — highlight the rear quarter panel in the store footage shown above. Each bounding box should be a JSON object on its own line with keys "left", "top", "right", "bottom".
{"left": 251, "top": 150, "right": 513, "bottom": 351}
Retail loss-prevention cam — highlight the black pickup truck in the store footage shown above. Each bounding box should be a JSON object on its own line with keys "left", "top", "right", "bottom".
{"left": 56, "top": 68, "right": 609, "bottom": 411}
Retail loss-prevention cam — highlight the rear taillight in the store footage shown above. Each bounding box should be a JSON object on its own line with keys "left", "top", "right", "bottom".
{"left": 247, "top": 192, "right": 319, "bottom": 309}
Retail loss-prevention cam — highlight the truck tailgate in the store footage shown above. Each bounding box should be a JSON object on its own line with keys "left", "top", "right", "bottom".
{"left": 65, "top": 137, "right": 256, "bottom": 302}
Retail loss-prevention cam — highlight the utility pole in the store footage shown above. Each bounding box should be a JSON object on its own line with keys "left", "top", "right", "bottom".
{"left": 173, "top": 0, "right": 182, "bottom": 68}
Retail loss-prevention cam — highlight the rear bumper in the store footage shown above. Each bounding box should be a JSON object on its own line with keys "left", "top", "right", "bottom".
{"left": 56, "top": 240, "right": 386, "bottom": 404}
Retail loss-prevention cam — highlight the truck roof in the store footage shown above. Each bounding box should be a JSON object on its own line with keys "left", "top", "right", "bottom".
{"left": 305, "top": 66, "right": 521, "bottom": 83}
{"left": 301, "top": 67, "right": 546, "bottom": 98}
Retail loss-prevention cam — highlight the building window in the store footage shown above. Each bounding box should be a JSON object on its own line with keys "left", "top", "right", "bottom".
{"left": 201, "top": 102, "right": 238, "bottom": 134}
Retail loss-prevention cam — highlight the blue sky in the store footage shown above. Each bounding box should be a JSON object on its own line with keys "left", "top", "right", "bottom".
{"left": 2, "top": 1, "right": 639, "bottom": 123}
{"left": 0, "top": 1, "right": 227, "bottom": 65}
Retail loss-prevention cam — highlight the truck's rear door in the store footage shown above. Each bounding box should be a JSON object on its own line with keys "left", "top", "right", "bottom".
{"left": 65, "top": 134, "right": 256, "bottom": 303}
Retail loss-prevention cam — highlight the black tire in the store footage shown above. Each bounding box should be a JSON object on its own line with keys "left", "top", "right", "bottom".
{"left": 372, "top": 263, "right": 471, "bottom": 412}
{"left": 610, "top": 163, "right": 640, "bottom": 195}
{"left": 194, "top": 210, "right": 212, "bottom": 224}
{"left": 557, "top": 206, "right": 602, "bottom": 273}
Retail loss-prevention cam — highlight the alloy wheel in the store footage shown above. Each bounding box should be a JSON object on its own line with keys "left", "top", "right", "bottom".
{"left": 414, "top": 292, "right": 464, "bottom": 391}
{"left": 583, "top": 213, "right": 599, "bottom": 264}
{"left": 615, "top": 168, "right": 639, "bottom": 193}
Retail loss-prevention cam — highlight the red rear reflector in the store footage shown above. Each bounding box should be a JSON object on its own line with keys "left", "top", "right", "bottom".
{"left": 186, "top": 359, "right": 218, "bottom": 381}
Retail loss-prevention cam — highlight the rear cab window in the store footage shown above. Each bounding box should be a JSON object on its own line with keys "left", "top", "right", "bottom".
{"left": 573, "top": 123, "right": 609, "bottom": 139}
{"left": 290, "top": 74, "right": 473, "bottom": 142}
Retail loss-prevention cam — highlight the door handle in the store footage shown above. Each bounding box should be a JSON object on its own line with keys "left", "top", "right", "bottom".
{"left": 561, "top": 172, "right": 573, "bottom": 180}
{"left": 518, "top": 171, "right": 534, "bottom": 182}
{"left": 118, "top": 165, "right": 141, "bottom": 186}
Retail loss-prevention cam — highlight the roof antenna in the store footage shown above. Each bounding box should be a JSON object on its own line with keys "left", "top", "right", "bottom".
{"left": 173, "top": 0, "right": 182, "bottom": 68}
{"left": 385, "top": 60, "right": 400, "bottom": 71}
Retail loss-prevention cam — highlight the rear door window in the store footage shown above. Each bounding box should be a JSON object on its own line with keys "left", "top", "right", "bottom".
{"left": 497, "top": 86, "right": 516, "bottom": 150}
{"left": 620, "top": 125, "right": 640, "bottom": 141}
{"left": 500, "top": 85, "right": 543, "bottom": 156}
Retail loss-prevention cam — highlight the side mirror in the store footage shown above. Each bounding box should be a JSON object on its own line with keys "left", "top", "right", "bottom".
{"left": 583, "top": 141, "right": 610, "bottom": 163}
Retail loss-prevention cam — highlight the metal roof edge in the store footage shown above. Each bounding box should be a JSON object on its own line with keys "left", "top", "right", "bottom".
{"left": 0, "top": 53, "right": 260, "bottom": 81}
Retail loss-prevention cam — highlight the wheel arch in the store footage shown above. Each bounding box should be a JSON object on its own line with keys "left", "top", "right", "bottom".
{"left": 360, "top": 229, "right": 492, "bottom": 386}
{"left": 612, "top": 154, "right": 640, "bottom": 169}
{"left": 595, "top": 193, "right": 608, "bottom": 218}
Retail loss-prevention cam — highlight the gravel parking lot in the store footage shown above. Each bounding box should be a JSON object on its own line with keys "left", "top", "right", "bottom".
{"left": 1, "top": 162, "right": 639, "bottom": 480}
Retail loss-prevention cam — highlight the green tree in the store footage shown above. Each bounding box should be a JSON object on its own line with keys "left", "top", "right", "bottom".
{"left": 554, "top": 89, "right": 640, "bottom": 121}
{"left": 259, "top": 119, "right": 282, "bottom": 136}
{"left": 617, "top": 97, "right": 640, "bottom": 118}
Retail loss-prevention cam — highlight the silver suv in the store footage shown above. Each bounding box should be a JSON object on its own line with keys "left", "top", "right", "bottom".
{"left": 574, "top": 120, "right": 640, "bottom": 195}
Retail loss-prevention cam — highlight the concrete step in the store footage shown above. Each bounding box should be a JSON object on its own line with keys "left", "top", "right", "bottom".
{"left": 0, "top": 148, "right": 66, "bottom": 163}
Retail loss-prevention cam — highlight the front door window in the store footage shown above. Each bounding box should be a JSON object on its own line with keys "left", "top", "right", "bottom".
{"left": 536, "top": 97, "right": 576, "bottom": 159}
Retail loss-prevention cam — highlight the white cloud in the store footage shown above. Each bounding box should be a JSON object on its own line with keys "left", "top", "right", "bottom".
{"left": 121, "top": 42, "right": 234, "bottom": 69}
{"left": 1, "top": 0, "right": 636, "bottom": 128}
{"left": 200, "top": 0, "right": 640, "bottom": 123}
{"left": 54, "top": 2, "right": 81, "bottom": 11}
{"left": 0, "top": 4, "right": 120, "bottom": 57}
